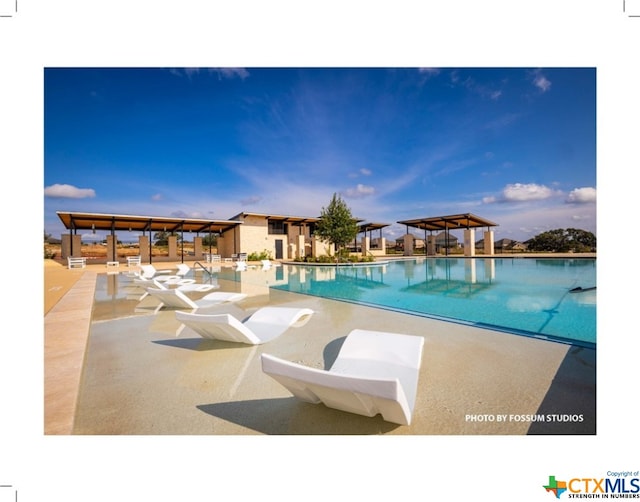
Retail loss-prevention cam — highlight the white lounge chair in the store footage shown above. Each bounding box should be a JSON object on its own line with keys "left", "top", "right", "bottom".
{"left": 140, "top": 264, "right": 173, "bottom": 279}
{"left": 150, "top": 263, "right": 197, "bottom": 285}
{"left": 175, "top": 306, "right": 314, "bottom": 345}
{"left": 133, "top": 277, "right": 165, "bottom": 289}
{"left": 135, "top": 275, "right": 215, "bottom": 292}
{"left": 234, "top": 261, "right": 248, "bottom": 271}
{"left": 173, "top": 282, "right": 218, "bottom": 292}
{"left": 176, "top": 263, "right": 191, "bottom": 277}
{"left": 145, "top": 288, "right": 247, "bottom": 310}
{"left": 261, "top": 329, "right": 425, "bottom": 425}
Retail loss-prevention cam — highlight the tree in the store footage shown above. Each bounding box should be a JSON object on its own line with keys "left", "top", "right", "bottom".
{"left": 153, "top": 231, "right": 169, "bottom": 246}
{"left": 527, "top": 228, "right": 596, "bottom": 252}
{"left": 202, "top": 233, "right": 218, "bottom": 247}
{"left": 314, "top": 193, "right": 359, "bottom": 262}
{"left": 153, "top": 231, "right": 182, "bottom": 246}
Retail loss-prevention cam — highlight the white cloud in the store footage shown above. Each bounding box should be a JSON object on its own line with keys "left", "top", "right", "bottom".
{"left": 566, "top": 187, "right": 596, "bottom": 204}
{"left": 80, "top": 233, "right": 102, "bottom": 241}
{"left": 502, "top": 183, "right": 558, "bottom": 201}
{"left": 169, "top": 68, "right": 200, "bottom": 79}
{"left": 482, "top": 183, "right": 565, "bottom": 204}
{"left": 349, "top": 167, "right": 373, "bottom": 178}
{"left": 241, "top": 195, "right": 262, "bottom": 205}
{"left": 533, "top": 71, "right": 552, "bottom": 92}
{"left": 481, "top": 203, "right": 596, "bottom": 242}
{"left": 44, "top": 183, "right": 96, "bottom": 198}
{"left": 152, "top": 193, "right": 163, "bottom": 201}
{"left": 343, "top": 184, "right": 375, "bottom": 199}
{"left": 170, "top": 210, "right": 189, "bottom": 218}
{"left": 169, "top": 68, "right": 250, "bottom": 80}
{"left": 417, "top": 68, "right": 441, "bottom": 84}
{"left": 215, "top": 68, "right": 250, "bottom": 80}
{"left": 170, "top": 210, "right": 206, "bottom": 219}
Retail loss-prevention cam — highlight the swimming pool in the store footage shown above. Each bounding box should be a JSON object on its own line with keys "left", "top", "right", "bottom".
{"left": 220, "top": 257, "right": 596, "bottom": 348}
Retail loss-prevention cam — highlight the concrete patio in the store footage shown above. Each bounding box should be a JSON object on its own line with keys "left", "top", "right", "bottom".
{"left": 44, "top": 259, "right": 596, "bottom": 435}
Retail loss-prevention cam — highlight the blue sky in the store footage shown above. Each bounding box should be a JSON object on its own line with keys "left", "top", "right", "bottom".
{"left": 44, "top": 67, "right": 596, "bottom": 243}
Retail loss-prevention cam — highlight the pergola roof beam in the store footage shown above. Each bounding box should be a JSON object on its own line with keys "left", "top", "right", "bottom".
{"left": 56, "top": 211, "right": 243, "bottom": 234}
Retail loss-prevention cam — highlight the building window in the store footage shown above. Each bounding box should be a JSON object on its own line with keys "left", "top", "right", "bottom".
{"left": 268, "top": 220, "right": 288, "bottom": 235}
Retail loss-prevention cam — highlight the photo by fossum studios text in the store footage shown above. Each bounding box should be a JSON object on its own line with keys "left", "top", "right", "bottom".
{"left": 543, "top": 472, "right": 640, "bottom": 499}
{"left": 464, "top": 414, "right": 583, "bottom": 423}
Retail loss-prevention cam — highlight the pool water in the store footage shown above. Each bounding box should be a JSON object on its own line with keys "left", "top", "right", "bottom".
{"left": 222, "top": 258, "right": 596, "bottom": 348}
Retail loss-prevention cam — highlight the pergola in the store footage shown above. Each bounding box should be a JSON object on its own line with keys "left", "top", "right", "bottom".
{"left": 56, "top": 211, "right": 243, "bottom": 262}
{"left": 397, "top": 213, "right": 498, "bottom": 255}
{"left": 357, "top": 222, "right": 389, "bottom": 236}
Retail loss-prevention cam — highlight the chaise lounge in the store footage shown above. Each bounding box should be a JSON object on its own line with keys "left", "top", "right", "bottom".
{"left": 175, "top": 307, "right": 314, "bottom": 345}
{"left": 261, "top": 329, "right": 425, "bottom": 425}
{"left": 145, "top": 288, "right": 247, "bottom": 310}
{"left": 139, "top": 264, "right": 173, "bottom": 279}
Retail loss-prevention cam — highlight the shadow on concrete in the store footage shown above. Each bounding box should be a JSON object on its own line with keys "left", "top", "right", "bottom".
{"left": 152, "top": 330, "right": 342, "bottom": 355}
{"left": 527, "top": 345, "right": 596, "bottom": 435}
{"left": 197, "top": 397, "right": 398, "bottom": 435}
{"left": 195, "top": 335, "right": 402, "bottom": 434}
{"left": 152, "top": 338, "right": 249, "bottom": 352}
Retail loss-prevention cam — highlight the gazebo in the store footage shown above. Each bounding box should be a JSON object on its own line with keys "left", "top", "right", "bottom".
{"left": 356, "top": 222, "right": 390, "bottom": 256}
{"left": 397, "top": 213, "right": 498, "bottom": 256}
{"left": 56, "top": 211, "right": 243, "bottom": 263}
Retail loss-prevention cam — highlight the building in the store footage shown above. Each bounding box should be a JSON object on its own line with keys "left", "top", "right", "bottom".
{"left": 475, "top": 238, "right": 526, "bottom": 253}
{"left": 55, "top": 211, "right": 353, "bottom": 262}
{"left": 56, "top": 210, "right": 494, "bottom": 262}
{"left": 223, "top": 212, "right": 328, "bottom": 260}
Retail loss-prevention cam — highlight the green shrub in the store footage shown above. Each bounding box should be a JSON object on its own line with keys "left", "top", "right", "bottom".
{"left": 247, "top": 249, "right": 273, "bottom": 261}
{"left": 292, "top": 253, "right": 376, "bottom": 264}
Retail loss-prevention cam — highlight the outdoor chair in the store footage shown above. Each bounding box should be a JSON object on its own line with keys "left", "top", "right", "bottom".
{"left": 261, "top": 329, "right": 425, "bottom": 425}
{"left": 175, "top": 306, "right": 314, "bottom": 345}
{"left": 145, "top": 288, "right": 247, "bottom": 310}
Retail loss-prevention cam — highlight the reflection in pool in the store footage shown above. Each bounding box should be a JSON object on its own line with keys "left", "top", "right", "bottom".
{"left": 227, "top": 258, "right": 596, "bottom": 348}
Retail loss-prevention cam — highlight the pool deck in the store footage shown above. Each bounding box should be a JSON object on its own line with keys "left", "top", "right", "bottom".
{"left": 43, "top": 255, "right": 596, "bottom": 435}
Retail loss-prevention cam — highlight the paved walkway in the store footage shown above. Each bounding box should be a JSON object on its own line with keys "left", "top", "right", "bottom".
{"left": 44, "top": 263, "right": 96, "bottom": 434}
{"left": 43, "top": 258, "right": 227, "bottom": 433}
